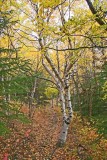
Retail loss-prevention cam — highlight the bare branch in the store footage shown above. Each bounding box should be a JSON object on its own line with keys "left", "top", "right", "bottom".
{"left": 47, "top": 45, "right": 107, "bottom": 51}
{"left": 42, "top": 59, "right": 59, "bottom": 87}
{"left": 45, "top": 54, "right": 64, "bottom": 86}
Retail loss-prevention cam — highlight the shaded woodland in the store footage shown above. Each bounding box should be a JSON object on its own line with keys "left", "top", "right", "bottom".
{"left": 0, "top": 0, "right": 107, "bottom": 159}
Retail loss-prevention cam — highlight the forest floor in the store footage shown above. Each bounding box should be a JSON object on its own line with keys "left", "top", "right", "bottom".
{"left": 0, "top": 106, "right": 107, "bottom": 160}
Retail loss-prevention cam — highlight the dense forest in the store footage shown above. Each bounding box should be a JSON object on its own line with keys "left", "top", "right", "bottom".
{"left": 0, "top": 0, "right": 107, "bottom": 159}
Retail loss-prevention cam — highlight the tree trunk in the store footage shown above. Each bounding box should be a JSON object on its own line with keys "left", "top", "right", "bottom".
{"left": 57, "top": 121, "right": 69, "bottom": 146}
{"left": 51, "top": 99, "right": 54, "bottom": 108}
{"left": 28, "top": 77, "right": 37, "bottom": 118}
{"left": 58, "top": 83, "right": 73, "bottom": 146}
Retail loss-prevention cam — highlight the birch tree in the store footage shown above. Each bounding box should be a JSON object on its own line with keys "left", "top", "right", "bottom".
{"left": 23, "top": 0, "right": 76, "bottom": 145}
{"left": 6, "top": 0, "right": 107, "bottom": 146}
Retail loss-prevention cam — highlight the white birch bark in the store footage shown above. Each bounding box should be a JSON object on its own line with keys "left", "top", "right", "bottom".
{"left": 42, "top": 59, "right": 58, "bottom": 84}
{"left": 58, "top": 120, "right": 69, "bottom": 146}
{"left": 59, "top": 87, "right": 67, "bottom": 119}
{"left": 42, "top": 51, "right": 73, "bottom": 146}
{"left": 37, "top": 9, "right": 74, "bottom": 145}
{"left": 45, "top": 54, "right": 64, "bottom": 86}
{"left": 58, "top": 75, "right": 73, "bottom": 146}
{"left": 67, "top": 86, "right": 73, "bottom": 119}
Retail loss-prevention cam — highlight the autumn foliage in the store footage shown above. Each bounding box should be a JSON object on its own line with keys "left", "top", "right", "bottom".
{"left": 0, "top": 107, "right": 107, "bottom": 160}
{"left": 0, "top": 0, "right": 107, "bottom": 159}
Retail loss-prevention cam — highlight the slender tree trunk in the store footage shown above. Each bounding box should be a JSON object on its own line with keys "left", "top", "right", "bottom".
{"left": 28, "top": 77, "right": 37, "bottom": 118}
{"left": 58, "top": 82, "right": 73, "bottom": 146}
{"left": 89, "top": 86, "right": 93, "bottom": 117}
{"left": 51, "top": 99, "right": 54, "bottom": 108}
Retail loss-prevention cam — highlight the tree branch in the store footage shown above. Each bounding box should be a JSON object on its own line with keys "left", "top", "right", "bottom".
{"left": 85, "top": 0, "right": 107, "bottom": 30}
{"left": 47, "top": 45, "right": 107, "bottom": 51}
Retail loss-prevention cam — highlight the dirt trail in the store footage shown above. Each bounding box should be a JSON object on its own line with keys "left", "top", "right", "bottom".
{"left": 0, "top": 107, "right": 75, "bottom": 160}
{"left": 1, "top": 107, "right": 105, "bottom": 160}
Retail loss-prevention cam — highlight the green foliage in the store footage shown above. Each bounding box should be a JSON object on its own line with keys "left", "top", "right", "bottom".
{"left": 17, "top": 113, "right": 31, "bottom": 123}
{"left": 0, "top": 10, "right": 18, "bottom": 35}
{"left": 45, "top": 87, "right": 58, "bottom": 99}
{"left": 0, "top": 57, "right": 32, "bottom": 124}
{"left": 0, "top": 57, "right": 32, "bottom": 99}
{"left": 91, "top": 114, "right": 107, "bottom": 137}
{"left": 75, "top": 62, "right": 107, "bottom": 114}
{"left": 33, "top": 74, "right": 50, "bottom": 106}
{"left": 0, "top": 10, "right": 33, "bottom": 136}
{"left": 0, "top": 122, "right": 10, "bottom": 136}
{"left": 102, "top": 81, "right": 107, "bottom": 100}
{"left": 73, "top": 62, "right": 107, "bottom": 136}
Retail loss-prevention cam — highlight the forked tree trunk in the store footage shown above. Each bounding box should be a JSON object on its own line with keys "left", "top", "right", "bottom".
{"left": 37, "top": 6, "right": 74, "bottom": 145}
